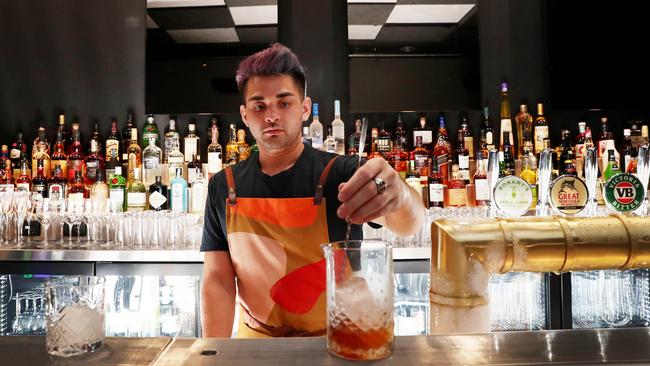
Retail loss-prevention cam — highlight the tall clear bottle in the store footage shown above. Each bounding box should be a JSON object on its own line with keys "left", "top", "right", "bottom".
{"left": 184, "top": 122, "right": 200, "bottom": 163}
{"left": 127, "top": 128, "right": 142, "bottom": 184}
{"left": 331, "top": 100, "right": 345, "bottom": 155}
{"left": 515, "top": 104, "right": 534, "bottom": 159}
{"left": 534, "top": 103, "right": 549, "bottom": 155}
{"left": 167, "top": 140, "right": 185, "bottom": 185}
{"left": 164, "top": 119, "right": 181, "bottom": 164}
{"left": 170, "top": 168, "right": 188, "bottom": 213}
{"left": 190, "top": 166, "right": 208, "bottom": 213}
{"left": 105, "top": 119, "right": 121, "bottom": 165}
{"left": 225, "top": 124, "right": 239, "bottom": 166}
{"left": 143, "top": 137, "right": 162, "bottom": 187}
{"left": 500, "top": 82, "right": 514, "bottom": 148}
{"left": 32, "top": 127, "right": 51, "bottom": 179}
{"left": 309, "top": 103, "right": 324, "bottom": 150}
{"left": 207, "top": 124, "right": 223, "bottom": 179}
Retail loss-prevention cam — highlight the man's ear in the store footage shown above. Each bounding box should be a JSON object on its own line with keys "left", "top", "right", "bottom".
{"left": 302, "top": 97, "right": 312, "bottom": 122}
{"left": 240, "top": 105, "right": 248, "bottom": 127}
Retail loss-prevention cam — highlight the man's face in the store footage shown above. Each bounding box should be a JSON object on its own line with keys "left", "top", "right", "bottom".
{"left": 240, "top": 75, "right": 311, "bottom": 152}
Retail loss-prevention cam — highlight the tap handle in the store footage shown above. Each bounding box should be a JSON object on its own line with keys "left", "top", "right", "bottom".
{"left": 584, "top": 146, "right": 598, "bottom": 203}
{"left": 487, "top": 149, "right": 500, "bottom": 204}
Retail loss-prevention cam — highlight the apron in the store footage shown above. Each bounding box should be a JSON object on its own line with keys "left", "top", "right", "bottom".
{"left": 225, "top": 156, "right": 339, "bottom": 338}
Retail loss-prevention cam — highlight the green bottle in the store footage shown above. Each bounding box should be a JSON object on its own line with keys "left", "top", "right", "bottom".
{"left": 108, "top": 166, "right": 127, "bottom": 212}
{"left": 603, "top": 149, "right": 620, "bottom": 182}
{"left": 142, "top": 114, "right": 160, "bottom": 149}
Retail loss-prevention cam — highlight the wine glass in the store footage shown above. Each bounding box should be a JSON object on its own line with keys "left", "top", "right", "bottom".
{"left": 0, "top": 191, "right": 14, "bottom": 244}
{"left": 12, "top": 191, "right": 30, "bottom": 247}
{"left": 36, "top": 198, "right": 53, "bottom": 248}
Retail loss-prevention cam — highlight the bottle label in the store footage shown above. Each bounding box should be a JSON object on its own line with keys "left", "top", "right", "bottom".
{"left": 191, "top": 183, "right": 206, "bottom": 213}
{"left": 549, "top": 175, "right": 588, "bottom": 214}
{"left": 0, "top": 184, "right": 14, "bottom": 192}
{"left": 575, "top": 143, "right": 585, "bottom": 158}
{"left": 164, "top": 137, "right": 178, "bottom": 162}
{"left": 16, "top": 183, "right": 30, "bottom": 192}
{"left": 459, "top": 155, "right": 470, "bottom": 170}
{"left": 85, "top": 160, "right": 99, "bottom": 181}
{"left": 33, "top": 183, "right": 47, "bottom": 196}
{"left": 127, "top": 192, "right": 146, "bottom": 210}
{"left": 144, "top": 156, "right": 159, "bottom": 170}
{"left": 184, "top": 138, "right": 198, "bottom": 162}
{"left": 534, "top": 126, "right": 549, "bottom": 153}
{"left": 413, "top": 131, "right": 433, "bottom": 145}
{"left": 332, "top": 124, "right": 345, "bottom": 140}
{"left": 106, "top": 139, "right": 119, "bottom": 161}
{"left": 486, "top": 131, "right": 494, "bottom": 146}
{"left": 208, "top": 152, "right": 223, "bottom": 173}
{"left": 171, "top": 184, "right": 186, "bottom": 212}
{"left": 48, "top": 183, "right": 65, "bottom": 201}
{"left": 447, "top": 188, "right": 467, "bottom": 207}
{"left": 415, "top": 155, "right": 428, "bottom": 171}
{"left": 474, "top": 178, "right": 490, "bottom": 201}
{"left": 149, "top": 190, "right": 167, "bottom": 209}
{"left": 67, "top": 160, "right": 83, "bottom": 181}
{"left": 109, "top": 188, "right": 125, "bottom": 212}
{"left": 604, "top": 173, "right": 645, "bottom": 213}
{"left": 51, "top": 160, "right": 67, "bottom": 178}
{"left": 464, "top": 137, "right": 474, "bottom": 157}
{"left": 493, "top": 175, "right": 533, "bottom": 217}
{"left": 187, "top": 169, "right": 199, "bottom": 185}
{"left": 429, "top": 183, "right": 444, "bottom": 203}
{"left": 377, "top": 138, "right": 391, "bottom": 153}
{"left": 168, "top": 155, "right": 183, "bottom": 164}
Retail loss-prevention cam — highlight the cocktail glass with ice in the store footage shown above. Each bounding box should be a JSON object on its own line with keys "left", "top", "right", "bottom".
{"left": 45, "top": 276, "right": 106, "bottom": 357}
{"left": 322, "top": 240, "right": 394, "bottom": 360}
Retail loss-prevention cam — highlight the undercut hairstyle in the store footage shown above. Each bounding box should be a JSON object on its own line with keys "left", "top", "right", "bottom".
{"left": 236, "top": 43, "right": 306, "bottom": 100}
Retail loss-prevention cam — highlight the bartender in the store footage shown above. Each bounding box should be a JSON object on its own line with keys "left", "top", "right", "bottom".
{"left": 200, "top": 43, "right": 424, "bottom": 338}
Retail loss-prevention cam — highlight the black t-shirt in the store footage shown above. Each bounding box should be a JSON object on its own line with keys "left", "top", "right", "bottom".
{"left": 200, "top": 144, "right": 363, "bottom": 252}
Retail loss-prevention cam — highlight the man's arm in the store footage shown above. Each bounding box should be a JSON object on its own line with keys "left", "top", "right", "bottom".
{"left": 336, "top": 157, "right": 425, "bottom": 237}
{"left": 201, "top": 251, "right": 237, "bottom": 338}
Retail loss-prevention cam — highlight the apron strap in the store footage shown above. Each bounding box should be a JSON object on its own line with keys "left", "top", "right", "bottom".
{"left": 313, "top": 156, "right": 340, "bottom": 205}
{"left": 225, "top": 166, "right": 237, "bottom": 205}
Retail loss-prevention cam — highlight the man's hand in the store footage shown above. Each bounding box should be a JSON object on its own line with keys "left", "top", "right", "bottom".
{"left": 336, "top": 157, "right": 424, "bottom": 236}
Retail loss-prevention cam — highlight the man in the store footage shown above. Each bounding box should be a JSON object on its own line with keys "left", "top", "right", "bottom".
{"left": 201, "top": 43, "right": 424, "bottom": 338}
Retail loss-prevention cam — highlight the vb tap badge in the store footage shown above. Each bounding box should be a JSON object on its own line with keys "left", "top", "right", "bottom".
{"left": 604, "top": 173, "right": 645, "bottom": 213}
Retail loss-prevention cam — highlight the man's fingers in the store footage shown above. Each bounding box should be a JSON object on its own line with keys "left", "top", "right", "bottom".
{"left": 337, "top": 178, "right": 378, "bottom": 219}
{"left": 337, "top": 158, "right": 383, "bottom": 202}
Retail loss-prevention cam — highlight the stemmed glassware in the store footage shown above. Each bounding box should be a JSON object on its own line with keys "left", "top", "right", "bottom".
{"left": 12, "top": 191, "right": 30, "bottom": 247}
{"left": 36, "top": 198, "right": 53, "bottom": 247}
{"left": 0, "top": 191, "right": 14, "bottom": 244}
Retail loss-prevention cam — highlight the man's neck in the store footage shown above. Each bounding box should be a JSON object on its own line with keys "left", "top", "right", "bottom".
{"left": 258, "top": 141, "right": 305, "bottom": 176}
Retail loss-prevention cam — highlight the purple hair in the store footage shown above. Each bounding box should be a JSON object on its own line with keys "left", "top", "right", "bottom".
{"left": 236, "top": 43, "right": 306, "bottom": 98}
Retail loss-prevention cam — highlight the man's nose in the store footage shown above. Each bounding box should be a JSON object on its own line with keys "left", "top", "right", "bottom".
{"left": 265, "top": 106, "right": 280, "bottom": 123}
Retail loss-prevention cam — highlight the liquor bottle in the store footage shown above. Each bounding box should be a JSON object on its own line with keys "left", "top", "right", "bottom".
{"left": 226, "top": 124, "right": 239, "bottom": 166}
{"left": 251, "top": 139, "right": 259, "bottom": 153}
{"left": 164, "top": 118, "right": 181, "bottom": 164}
{"left": 170, "top": 168, "right": 188, "bottom": 213}
{"left": 323, "top": 126, "right": 337, "bottom": 154}
{"left": 332, "top": 100, "right": 346, "bottom": 155}
{"left": 368, "top": 128, "right": 383, "bottom": 160}
{"left": 455, "top": 130, "right": 470, "bottom": 182}
{"left": 0, "top": 145, "right": 8, "bottom": 169}
{"left": 149, "top": 176, "right": 168, "bottom": 211}
{"left": 0, "top": 160, "right": 14, "bottom": 192}
{"left": 413, "top": 116, "right": 433, "bottom": 151}
{"left": 106, "top": 119, "right": 121, "bottom": 164}
{"left": 47, "top": 164, "right": 67, "bottom": 201}
{"left": 349, "top": 119, "right": 361, "bottom": 155}
{"left": 237, "top": 129, "right": 251, "bottom": 161}
{"left": 473, "top": 153, "right": 489, "bottom": 206}
{"left": 15, "top": 160, "right": 31, "bottom": 192}
{"left": 534, "top": 103, "right": 549, "bottom": 154}
{"left": 56, "top": 113, "right": 69, "bottom": 151}
{"left": 82, "top": 139, "right": 104, "bottom": 190}
{"left": 126, "top": 167, "right": 146, "bottom": 212}
{"left": 108, "top": 166, "right": 127, "bottom": 212}
{"left": 68, "top": 171, "right": 88, "bottom": 200}
{"left": 206, "top": 117, "right": 218, "bottom": 145}
{"left": 574, "top": 122, "right": 587, "bottom": 160}
{"left": 190, "top": 166, "right": 208, "bottom": 213}
{"left": 410, "top": 136, "right": 429, "bottom": 177}
{"left": 519, "top": 153, "right": 538, "bottom": 207}
{"left": 10, "top": 133, "right": 27, "bottom": 179}
{"left": 187, "top": 154, "right": 201, "bottom": 185}
{"left": 51, "top": 131, "right": 67, "bottom": 179}
{"left": 630, "top": 122, "right": 644, "bottom": 149}
{"left": 377, "top": 121, "right": 392, "bottom": 158}
{"left": 389, "top": 138, "right": 408, "bottom": 180}
{"left": 597, "top": 117, "right": 613, "bottom": 159}
{"left": 557, "top": 130, "right": 576, "bottom": 176}
{"left": 622, "top": 129, "right": 635, "bottom": 173}
{"left": 601, "top": 140, "right": 620, "bottom": 177}
{"left": 88, "top": 121, "right": 103, "bottom": 156}
{"left": 459, "top": 113, "right": 474, "bottom": 157}
{"left": 500, "top": 131, "right": 515, "bottom": 177}
{"left": 347, "top": 135, "right": 357, "bottom": 156}
{"left": 66, "top": 126, "right": 84, "bottom": 183}
{"left": 184, "top": 122, "right": 200, "bottom": 163}
{"left": 643, "top": 125, "right": 650, "bottom": 146}
{"left": 447, "top": 165, "right": 467, "bottom": 207}
{"left": 106, "top": 149, "right": 120, "bottom": 180}
{"left": 309, "top": 103, "right": 324, "bottom": 150}
{"left": 66, "top": 120, "right": 81, "bottom": 155}
{"left": 32, "top": 160, "right": 48, "bottom": 197}
{"left": 207, "top": 125, "right": 223, "bottom": 179}
{"left": 405, "top": 161, "right": 422, "bottom": 200}
{"left": 142, "top": 114, "right": 160, "bottom": 149}
{"left": 433, "top": 115, "right": 450, "bottom": 184}
{"left": 302, "top": 125, "right": 312, "bottom": 146}
{"left": 428, "top": 157, "right": 445, "bottom": 208}
{"left": 31, "top": 127, "right": 51, "bottom": 179}
{"left": 515, "top": 104, "right": 533, "bottom": 159}
{"left": 479, "top": 106, "right": 495, "bottom": 157}
{"left": 500, "top": 82, "right": 514, "bottom": 148}
{"left": 126, "top": 128, "right": 142, "bottom": 184}
{"left": 393, "top": 113, "right": 408, "bottom": 151}
{"left": 142, "top": 137, "right": 162, "bottom": 187}
{"left": 167, "top": 140, "right": 185, "bottom": 184}
{"left": 603, "top": 149, "right": 621, "bottom": 181}
{"left": 90, "top": 169, "right": 109, "bottom": 200}
{"left": 122, "top": 113, "right": 135, "bottom": 164}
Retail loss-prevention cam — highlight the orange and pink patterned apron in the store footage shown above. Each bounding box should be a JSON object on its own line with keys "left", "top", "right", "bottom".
{"left": 224, "top": 156, "right": 339, "bottom": 338}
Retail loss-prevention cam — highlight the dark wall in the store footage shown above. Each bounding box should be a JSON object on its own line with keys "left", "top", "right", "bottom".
{"left": 0, "top": 0, "right": 145, "bottom": 145}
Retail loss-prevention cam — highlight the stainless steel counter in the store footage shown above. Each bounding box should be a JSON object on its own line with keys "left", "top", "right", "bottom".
{"left": 154, "top": 328, "right": 650, "bottom": 365}
{"left": 2, "top": 328, "right": 649, "bottom": 365}
{"left": 0, "top": 336, "right": 171, "bottom": 365}
{"left": 0, "top": 245, "right": 431, "bottom": 262}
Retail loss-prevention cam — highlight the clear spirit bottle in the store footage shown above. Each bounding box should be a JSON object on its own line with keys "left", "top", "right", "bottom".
{"left": 164, "top": 119, "right": 181, "bottom": 164}
{"left": 170, "top": 168, "right": 188, "bottom": 213}
{"left": 184, "top": 122, "right": 200, "bottom": 163}
{"left": 207, "top": 125, "right": 222, "bottom": 179}
{"left": 143, "top": 137, "right": 162, "bottom": 187}
{"left": 331, "top": 100, "right": 345, "bottom": 155}
{"left": 309, "top": 103, "right": 323, "bottom": 150}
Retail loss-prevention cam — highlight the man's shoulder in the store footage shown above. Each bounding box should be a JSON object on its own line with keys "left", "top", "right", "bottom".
{"left": 208, "top": 157, "right": 257, "bottom": 194}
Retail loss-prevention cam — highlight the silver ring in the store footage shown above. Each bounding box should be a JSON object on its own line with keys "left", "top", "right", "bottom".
{"left": 374, "top": 177, "right": 387, "bottom": 194}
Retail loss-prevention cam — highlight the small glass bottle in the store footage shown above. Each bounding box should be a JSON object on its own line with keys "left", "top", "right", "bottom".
{"left": 32, "top": 159, "right": 48, "bottom": 197}
{"left": 47, "top": 164, "right": 66, "bottom": 201}
{"left": 603, "top": 149, "right": 621, "bottom": 182}
{"left": 149, "top": 176, "right": 168, "bottom": 211}
{"left": 207, "top": 123, "right": 223, "bottom": 179}
{"left": 324, "top": 126, "right": 337, "bottom": 154}
{"left": 170, "top": 168, "right": 188, "bottom": 213}
{"left": 90, "top": 169, "right": 109, "bottom": 200}
{"left": 108, "top": 166, "right": 127, "bottom": 213}
{"left": 143, "top": 137, "right": 162, "bottom": 187}
{"left": 473, "top": 153, "right": 489, "bottom": 207}
{"left": 447, "top": 165, "right": 467, "bottom": 208}
{"left": 226, "top": 124, "right": 239, "bottom": 166}
{"left": 237, "top": 129, "right": 251, "bottom": 161}
{"left": 126, "top": 167, "right": 146, "bottom": 212}
{"left": 190, "top": 167, "right": 208, "bottom": 213}
{"left": 428, "top": 157, "right": 445, "bottom": 208}
{"left": 184, "top": 122, "right": 200, "bottom": 163}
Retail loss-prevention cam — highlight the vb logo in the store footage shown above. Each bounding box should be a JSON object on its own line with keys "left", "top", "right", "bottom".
{"left": 614, "top": 181, "right": 635, "bottom": 204}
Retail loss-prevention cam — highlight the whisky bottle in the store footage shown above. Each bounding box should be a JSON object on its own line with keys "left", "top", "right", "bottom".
{"left": 447, "top": 165, "right": 467, "bottom": 207}
{"left": 393, "top": 113, "right": 408, "bottom": 151}
{"left": 237, "top": 129, "right": 251, "bottom": 161}
{"left": 10, "top": 133, "right": 27, "bottom": 180}
{"left": 405, "top": 160, "right": 422, "bottom": 201}
{"left": 31, "top": 127, "right": 51, "bottom": 179}
{"left": 56, "top": 113, "right": 69, "bottom": 151}
{"left": 368, "top": 128, "right": 383, "bottom": 160}
{"left": 433, "top": 115, "right": 450, "bottom": 184}
{"left": 16, "top": 160, "right": 31, "bottom": 192}
{"left": 83, "top": 140, "right": 104, "bottom": 189}
{"left": 47, "top": 164, "right": 67, "bottom": 201}
{"left": 122, "top": 113, "right": 135, "bottom": 164}
{"left": 558, "top": 130, "right": 577, "bottom": 176}
{"left": 32, "top": 159, "right": 48, "bottom": 197}
{"left": 473, "top": 153, "right": 489, "bottom": 207}
{"left": 88, "top": 121, "right": 103, "bottom": 156}
{"left": 226, "top": 124, "right": 239, "bottom": 166}
{"left": 66, "top": 125, "right": 84, "bottom": 183}
{"left": 455, "top": 129, "right": 470, "bottom": 182}
{"left": 106, "top": 119, "right": 121, "bottom": 164}
{"left": 480, "top": 106, "right": 495, "bottom": 155}
{"left": 51, "top": 132, "right": 67, "bottom": 179}
{"left": 377, "top": 121, "right": 392, "bottom": 158}
{"left": 68, "top": 171, "right": 88, "bottom": 200}
{"left": 187, "top": 154, "right": 201, "bottom": 185}
{"left": 207, "top": 124, "right": 223, "bottom": 179}
{"left": 413, "top": 116, "right": 433, "bottom": 151}
{"left": 184, "top": 122, "right": 200, "bottom": 163}
{"left": 410, "top": 135, "right": 430, "bottom": 176}
{"left": 428, "top": 157, "right": 445, "bottom": 208}
{"left": 389, "top": 138, "right": 408, "bottom": 180}
{"left": 459, "top": 113, "right": 474, "bottom": 157}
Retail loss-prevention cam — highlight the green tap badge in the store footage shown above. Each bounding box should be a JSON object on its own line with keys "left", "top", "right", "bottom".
{"left": 604, "top": 173, "right": 645, "bottom": 213}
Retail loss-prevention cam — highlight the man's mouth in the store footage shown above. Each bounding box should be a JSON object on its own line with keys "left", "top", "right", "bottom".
{"left": 263, "top": 128, "right": 284, "bottom": 135}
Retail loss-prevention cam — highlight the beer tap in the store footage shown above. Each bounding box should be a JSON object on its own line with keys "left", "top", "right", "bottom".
{"left": 536, "top": 149, "right": 553, "bottom": 216}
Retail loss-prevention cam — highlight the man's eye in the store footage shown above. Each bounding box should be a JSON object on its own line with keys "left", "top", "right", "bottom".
{"left": 252, "top": 104, "right": 265, "bottom": 111}
{"left": 281, "top": 102, "right": 291, "bottom": 108}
